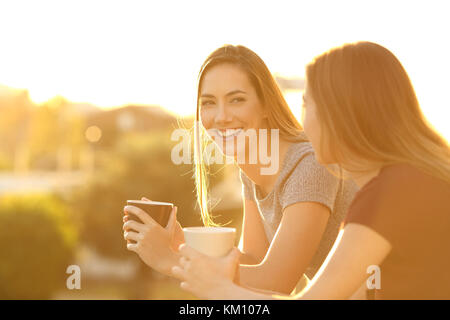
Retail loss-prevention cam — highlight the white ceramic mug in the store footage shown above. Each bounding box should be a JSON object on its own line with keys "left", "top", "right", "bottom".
{"left": 183, "top": 227, "right": 236, "bottom": 257}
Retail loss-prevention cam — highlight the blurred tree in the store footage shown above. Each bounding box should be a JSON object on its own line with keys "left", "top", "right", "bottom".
{"left": 0, "top": 194, "right": 78, "bottom": 299}
{"left": 73, "top": 130, "right": 199, "bottom": 260}
{"left": 71, "top": 128, "right": 201, "bottom": 299}
{"left": 28, "top": 96, "right": 86, "bottom": 171}
{"left": 28, "top": 104, "right": 60, "bottom": 170}
{"left": 0, "top": 90, "right": 34, "bottom": 171}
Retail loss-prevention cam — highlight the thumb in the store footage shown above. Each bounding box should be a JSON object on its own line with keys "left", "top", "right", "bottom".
{"left": 141, "top": 197, "right": 151, "bottom": 201}
{"left": 166, "top": 206, "right": 178, "bottom": 231}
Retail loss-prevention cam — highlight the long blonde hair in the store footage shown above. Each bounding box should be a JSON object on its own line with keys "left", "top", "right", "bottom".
{"left": 194, "top": 44, "right": 306, "bottom": 226}
{"left": 306, "top": 41, "right": 450, "bottom": 183}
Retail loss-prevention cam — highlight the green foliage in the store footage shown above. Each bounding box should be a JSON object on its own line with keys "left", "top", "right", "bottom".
{"left": 0, "top": 194, "right": 78, "bottom": 299}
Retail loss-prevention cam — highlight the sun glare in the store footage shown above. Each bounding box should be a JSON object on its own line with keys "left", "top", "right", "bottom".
{"left": 0, "top": 0, "right": 448, "bottom": 139}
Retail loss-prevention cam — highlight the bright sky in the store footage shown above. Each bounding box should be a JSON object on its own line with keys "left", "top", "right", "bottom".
{"left": 0, "top": 0, "right": 449, "bottom": 139}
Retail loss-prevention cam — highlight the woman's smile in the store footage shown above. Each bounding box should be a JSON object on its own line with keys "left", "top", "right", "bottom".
{"left": 214, "top": 128, "right": 244, "bottom": 139}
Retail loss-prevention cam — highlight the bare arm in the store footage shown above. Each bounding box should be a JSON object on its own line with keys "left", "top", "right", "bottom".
{"left": 239, "top": 201, "right": 330, "bottom": 294}
{"left": 238, "top": 199, "right": 270, "bottom": 265}
{"left": 174, "top": 222, "right": 392, "bottom": 300}
{"left": 295, "top": 223, "right": 391, "bottom": 299}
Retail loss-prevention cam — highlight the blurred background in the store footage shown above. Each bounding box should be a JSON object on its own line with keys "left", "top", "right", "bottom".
{"left": 0, "top": 0, "right": 449, "bottom": 299}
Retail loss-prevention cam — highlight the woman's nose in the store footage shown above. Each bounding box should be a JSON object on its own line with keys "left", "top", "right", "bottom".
{"left": 214, "top": 105, "right": 233, "bottom": 125}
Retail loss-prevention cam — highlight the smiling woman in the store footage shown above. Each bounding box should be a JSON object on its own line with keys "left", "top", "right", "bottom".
{"left": 194, "top": 45, "right": 306, "bottom": 226}
{"left": 198, "top": 64, "right": 268, "bottom": 169}
{"left": 199, "top": 86, "right": 250, "bottom": 149}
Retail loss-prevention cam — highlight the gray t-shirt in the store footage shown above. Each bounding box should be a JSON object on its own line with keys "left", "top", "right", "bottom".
{"left": 240, "top": 141, "right": 358, "bottom": 279}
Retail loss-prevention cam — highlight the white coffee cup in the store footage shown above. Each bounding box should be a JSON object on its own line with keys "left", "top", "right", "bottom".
{"left": 183, "top": 227, "right": 236, "bottom": 257}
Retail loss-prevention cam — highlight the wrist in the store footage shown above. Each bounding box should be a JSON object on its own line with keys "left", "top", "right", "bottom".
{"left": 163, "top": 250, "right": 181, "bottom": 277}
{"left": 225, "top": 282, "right": 251, "bottom": 300}
{"left": 211, "top": 280, "right": 240, "bottom": 300}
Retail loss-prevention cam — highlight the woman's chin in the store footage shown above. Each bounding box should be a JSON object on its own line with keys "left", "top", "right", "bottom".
{"left": 211, "top": 139, "right": 248, "bottom": 163}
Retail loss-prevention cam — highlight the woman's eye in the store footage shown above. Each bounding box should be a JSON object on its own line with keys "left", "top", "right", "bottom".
{"left": 231, "top": 97, "right": 245, "bottom": 103}
{"left": 201, "top": 100, "right": 215, "bottom": 107}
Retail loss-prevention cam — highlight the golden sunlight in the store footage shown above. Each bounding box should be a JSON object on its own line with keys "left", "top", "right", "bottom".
{"left": 0, "top": 0, "right": 448, "bottom": 139}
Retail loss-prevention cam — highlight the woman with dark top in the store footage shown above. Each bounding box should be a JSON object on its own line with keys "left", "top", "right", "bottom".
{"left": 172, "top": 41, "right": 450, "bottom": 300}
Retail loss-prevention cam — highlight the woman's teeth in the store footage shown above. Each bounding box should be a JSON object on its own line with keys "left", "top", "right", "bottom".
{"left": 217, "top": 128, "right": 243, "bottom": 138}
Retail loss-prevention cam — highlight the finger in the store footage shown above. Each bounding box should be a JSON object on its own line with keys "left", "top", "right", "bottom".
{"left": 124, "top": 205, "right": 155, "bottom": 225}
{"left": 127, "top": 243, "right": 138, "bottom": 252}
{"left": 141, "top": 197, "right": 151, "bottom": 201}
{"left": 173, "top": 221, "right": 185, "bottom": 243}
{"left": 180, "top": 281, "right": 193, "bottom": 293}
{"left": 179, "top": 243, "right": 203, "bottom": 260}
{"left": 171, "top": 266, "right": 187, "bottom": 281}
{"left": 123, "top": 215, "right": 129, "bottom": 223}
{"left": 123, "top": 220, "right": 147, "bottom": 233}
{"left": 124, "top": 231, "right": 141, "bottom": 242}
{"left": 165, "top": 206, "right": 178, "bottom": 231}
{"left": 179, "top": 256, "right": 189, "bottom": 268}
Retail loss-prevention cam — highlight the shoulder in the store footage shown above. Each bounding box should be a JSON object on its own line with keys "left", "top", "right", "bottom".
{"left": 286, "top": 141, "right": 315, "bottom": 162}
{"left": 282, "top": 141, "right": 330, "bottom": 179}
{"left": 283, "top": 150, "right": 341, "bottom": 192}
{"left": 353, "top": 164, "right": 448, "bottom": 203}
{"left": 280, "top": 150, "right": 342, "bottom": 211}
{"left": 344, "top": 164, "right": 450, "bottom": 245}
{"left": 346, "top": 164, "right": 450, "bottom": 224}
{"left": 380, "top": 164, "right": 450, "bottom": 194}
{"left": 347, "top": 165, "right": 406, "bottom": 215}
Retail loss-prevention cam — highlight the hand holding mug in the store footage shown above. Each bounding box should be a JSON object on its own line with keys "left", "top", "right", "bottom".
{"left": 171, "top": 227, "right": 241, "bottom": 299}
{"left": 123, "top": 197, "right": 184, "bottom": 276}
{"left": 172, "top": 243, "right": 241, "bottom": 299}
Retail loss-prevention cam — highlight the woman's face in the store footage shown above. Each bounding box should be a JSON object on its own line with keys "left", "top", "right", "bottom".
{"left": 302, "top": 83, "right": 331, "bottom": 164}
{"left": 199, "top": 63, "right": 268, "bottom": 158}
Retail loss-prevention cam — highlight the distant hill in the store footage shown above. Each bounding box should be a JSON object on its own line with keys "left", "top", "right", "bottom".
{"left": 86, "top": 105, "right": 178, "bottom": 130}
{"left": 69, "top": 102, "right": 101, "bottom": 115}
{"left": 0, "top": 84, "right": 193, "bottom": 148}
{"left": 84, "top": 105, "right": 183, "bottom": 147}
